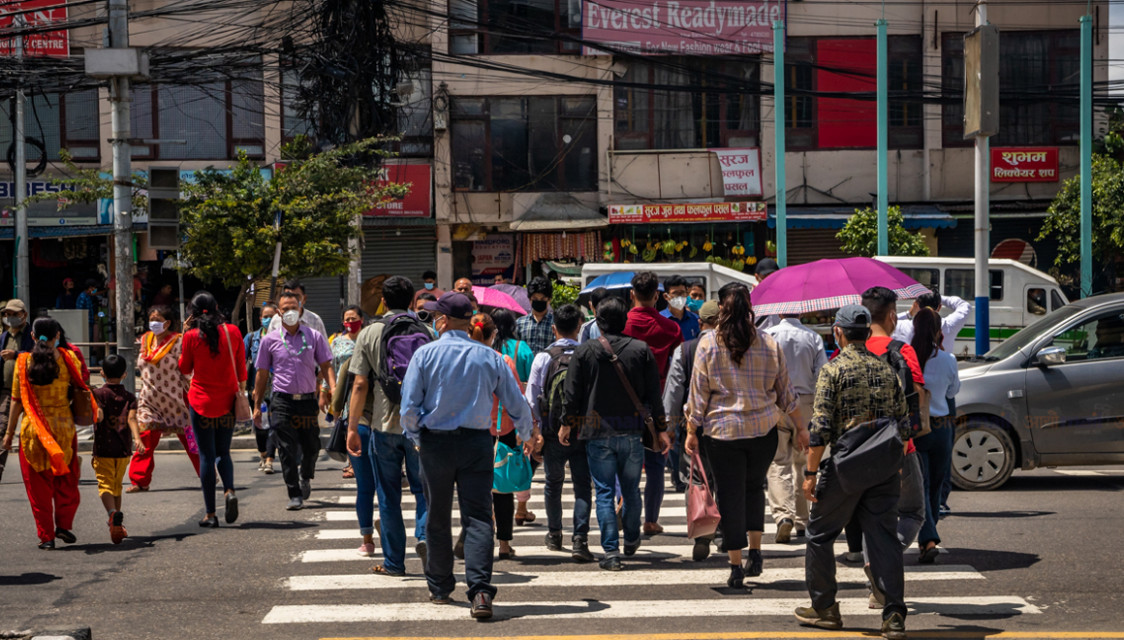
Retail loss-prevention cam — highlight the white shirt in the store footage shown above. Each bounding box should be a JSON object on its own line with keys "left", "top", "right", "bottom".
{"left": 268, "top": 308, "right": 328, "bottom": 341}
{"left": 921, "top": 349, "right": 961, "bottom": 417}
{"left": 524, "top": 338, "right": 579, "bottom": 417}
{"left": 764, "top": 317, "right": 828, "bottom": 397}
{"left": 892, "top": 296, "right": 971, "bottom": 353}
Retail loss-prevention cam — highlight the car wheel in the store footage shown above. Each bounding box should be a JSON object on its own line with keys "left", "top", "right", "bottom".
{"left": 951, "top": 420, "right": 1016, "bottom": 491}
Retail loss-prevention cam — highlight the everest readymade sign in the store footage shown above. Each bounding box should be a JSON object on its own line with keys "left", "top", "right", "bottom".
{"left": 583, "top": 0, "right": 779, "bottom": 55}
{"left": 0, "top": 0, "right": 69, "bottom": 57}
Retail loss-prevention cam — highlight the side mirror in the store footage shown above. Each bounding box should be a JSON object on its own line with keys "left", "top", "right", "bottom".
{"left": 1036, "top": 346, "right": 1067, "bottom": 367}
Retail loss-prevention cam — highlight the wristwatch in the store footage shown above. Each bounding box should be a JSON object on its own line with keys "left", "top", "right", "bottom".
{"left": 803, "top": 469, "right": 819, "bottom": 477}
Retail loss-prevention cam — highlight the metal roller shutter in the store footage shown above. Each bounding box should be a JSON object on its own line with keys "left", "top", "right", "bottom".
{"left": 786, "top": 229, "right": 848, "bottom": 266}
{"left": 300, "top": 276, "right": 346, "bottom": 334}
{"left": 361, "top": 226, "right": 437, "bottom": 289}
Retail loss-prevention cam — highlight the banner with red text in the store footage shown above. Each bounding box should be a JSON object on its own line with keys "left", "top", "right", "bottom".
{"left": 582, "top": 0, "right": 780, "bottom": 56}
{"left": 0, "top": 0, "right": 69, "bottom": 57}
{"left": 367, "top": 163, "right": 431, "bottom": 218}
{"left": 609, "top": 201, "right": 766, "bottom": 224}
{"left": 710, "top": 148, "right": 762, "bottom": 197}
{"left": 991, "top": 147, "right": 1059, "bottom": 183}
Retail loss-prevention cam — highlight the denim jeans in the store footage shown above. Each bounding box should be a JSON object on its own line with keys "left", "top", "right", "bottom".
{"left": 914, "top": 417, "right": 954, "bottom": 545}
{"left": 543, "top": 437, "right": 591, "bottom": 537}
{"left": 190, "top": 408, "right": 234, "bottom": 515}
{"left": 371, "top": 430, "right": 428, "bottom": 574}
{"left": 643, "top": 449, "right": 666, "bottom": 524}
{"left": 348, "top": 424, "right": 377, "bottom": 536}
{"left": 587, "top": 435, "right": 643, "bottom": 556}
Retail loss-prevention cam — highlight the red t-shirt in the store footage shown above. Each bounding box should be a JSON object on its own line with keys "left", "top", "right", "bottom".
{"left": 624, "top": 306, "right": 683, "bottom": 388}
{"left": 178, "top": 323, "right": 247, "bottom": 418}
{"left": 867, "top": 335, "right": 922, "bottom": 454}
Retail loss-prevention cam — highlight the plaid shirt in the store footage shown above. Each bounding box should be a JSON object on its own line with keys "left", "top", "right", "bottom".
{"left": 516, "top": 311, "right": 554, "bottom": 355}
{"left": 686, "top": 330, "right": 797, "bottom": 441}
{"left": 808, "top": 343, "right": 910, "bottom": 448}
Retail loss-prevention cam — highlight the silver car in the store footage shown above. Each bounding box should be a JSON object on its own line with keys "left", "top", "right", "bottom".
{"left": 952, "top": 292, "right": 1124, "bottom": 490}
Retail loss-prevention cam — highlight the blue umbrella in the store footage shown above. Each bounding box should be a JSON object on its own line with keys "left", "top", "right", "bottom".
{"left": 580, "top": 271, "right": 664, "bottom": 294}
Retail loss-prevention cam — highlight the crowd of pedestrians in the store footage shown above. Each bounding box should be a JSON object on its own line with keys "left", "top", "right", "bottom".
{"left": 0, "top": 266, "right": 963, "bottom": 638}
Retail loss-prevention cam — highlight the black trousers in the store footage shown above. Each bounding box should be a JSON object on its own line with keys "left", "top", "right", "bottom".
{"left": 703, "top": 428, "right": 778, "bottom": 551}
{"left": 271, "top": 394, "right": 320, "bottom": 499}
{"left": 494, "top": 430, "right": 518, "bottom": 542}
{"left": 806, "top": 458, "right": 906, "bottom": 620}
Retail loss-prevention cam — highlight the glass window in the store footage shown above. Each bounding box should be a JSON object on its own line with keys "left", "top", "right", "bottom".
{"left": 1027, "top": 288, "right": 1047, "bottom": 315}
{"left": 449, "top": 0, "right": 579, "bottom": 54}
{"left": 901, "top": 268, "right": 939, "bottom": 291}
{"left": 0, "top": 89, "right": 100, "bottom": 161}
{"left": 1046, "top": 311, "right": 1124, "bottom": 362}
{"left": 945, "top": 269, "right": 1003, "bottom": 301}
{"left": 1050, "top": 289, "right": 1066, "bottom": 312}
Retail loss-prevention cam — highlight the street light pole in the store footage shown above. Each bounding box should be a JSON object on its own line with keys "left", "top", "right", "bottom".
{"left": 973, "top": 0, "right": 991, "bottom": 356}
{"left": 108, "top": 0, "right": 136, "bottom": 390}
{"left": 13, "top": 16, "right": 29, "bottom": 304}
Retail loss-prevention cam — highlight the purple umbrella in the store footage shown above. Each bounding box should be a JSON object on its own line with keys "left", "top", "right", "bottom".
{"left": 489, "top": 283, "right": 532, "bottom": 313}
{"left": 750, "top": 257, "right": 932, "bottom": 315}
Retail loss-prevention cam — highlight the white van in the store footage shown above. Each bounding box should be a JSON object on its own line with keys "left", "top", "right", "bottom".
{"left": 580, "top": 262, "right": 757, "bottom": 300}
{"left": 875, "top": 256, "right": 1069, "bottom": 355}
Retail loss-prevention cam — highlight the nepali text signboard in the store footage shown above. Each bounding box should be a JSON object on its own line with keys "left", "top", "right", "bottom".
{"left": 991, "top": 147, "right": 1059, "bottom": 183}
{"left": 0, "top": 0, "right": 69, "bottom": 57}
{"left": 582, "top": 0, "right": 779, "bottom": 55}
{"left": 609, "top": 201, "right": 766, "bottom": 224}
{"left": 368, "top": 163, "right": 431, "bottom": 218}
{"left": 711, "top": 148, "right": 762, "bottom": 197}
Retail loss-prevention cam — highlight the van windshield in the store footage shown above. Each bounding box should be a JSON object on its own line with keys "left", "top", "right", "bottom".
{"left": 985, "top": 304, "right": 1085, "bottom": 361}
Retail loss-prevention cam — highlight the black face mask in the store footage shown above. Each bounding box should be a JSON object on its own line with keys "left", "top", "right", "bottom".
{"left": 531, "top": 299, "right": 548, "bottom": 313}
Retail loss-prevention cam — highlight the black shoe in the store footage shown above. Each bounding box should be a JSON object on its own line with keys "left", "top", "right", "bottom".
{"left": 599, "top": 555, "right": 623, "bottom": 571}
{"left": 470, "top": 592, "right": 493, "bottom": 620}
{"left": 415, "top": 540, "right": 428, "bottom": 568}
{"left": 881, "top": 612, "right": 907, "bottom": 639}
{"left": 775, "top": 518, "right": 795, "bottom": 543}
{"left": 727, "top": 564, "right": 745, "bottom": 588}
{"left": 571, "top": 536, "right": 595, "bottom": 563}
{"left": 199, "top": 515, "right": 219, "bottom": 528}
{"left": 794, "top": 603, "right": 843, "bottom": 630}
{"left": 454, "top": 529, "right": 466, "bottom": 560}
{"left": 429, "top": 592, "right": 452, "bottom": 605}
{"left": 919, "top": 543, "right": 939, "bottom": 564}
{"left": 225, "top": 492, "right": 239, "bottom": 524}
{"left": 692, "top": 537, "right": 711, "bottom": 562}
{"left": 545, "top": 530, "right": 563, "bottom": 551}
{"left": 300, "top": 479, "right": 311, "bottom": 500}
{"left": 38, "top": 540, "right": 55, "bottom": 550}
{"left": 623, "top": 540, "right": 640, "bottom": 556}
{"left": 795, "top": 527, "right": 806, "bottom": 538}
{"left": 745, "top": 548, "right": 763, "bottom": 577}
{"left": 55, "top": 528, "right": 77, "bottom": 544}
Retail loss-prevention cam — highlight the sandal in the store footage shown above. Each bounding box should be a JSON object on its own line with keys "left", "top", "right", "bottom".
{"left": 126, "top": 485, "right": 148, "bottom": 493}
{"left": 918, "top": 542, "right": 939, "bottom": 564}
{"left": 515, "top": 511, "right": 536, "bottom": 526}
{"left": 370, "top": 564, "right": 406, "bottom": 577}
{"left": 342, "top": 464, "right": 354, "bottom": 479}
{"left": 498, "top": 547, "right": 516, "bottom": 560}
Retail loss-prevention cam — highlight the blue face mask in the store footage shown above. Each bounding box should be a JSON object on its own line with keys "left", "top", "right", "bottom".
{"left": 424, "top": 282, "right": 435, "bottom": 291}
{"left": 686, "top": 298, "right": 704, "bottom": 313}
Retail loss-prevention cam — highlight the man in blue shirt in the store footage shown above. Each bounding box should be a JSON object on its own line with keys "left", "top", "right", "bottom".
{"left": 401, "top": 292, "right": 535, "bottom": 620}
{"left": 660, "top": 275, "right": 700, "bottom": 342}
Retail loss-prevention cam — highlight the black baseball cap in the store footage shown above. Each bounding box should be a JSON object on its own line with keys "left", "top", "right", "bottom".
{"left": 755, "top": 258, "right": 779, "bottom": 277}
{"left": 423, "top": 292, "right": 474, "bottom": 320}
{"left": 834, "top": 304, "right": 872, "bottom": 329}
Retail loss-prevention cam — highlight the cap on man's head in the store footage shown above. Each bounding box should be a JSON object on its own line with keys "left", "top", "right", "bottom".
{"left": 3, "top": 299, "right": 27, "bottom": 314}
{"left": 63, "top": 277, "right": 74, "bottom": 286}
{"left": 423, "top": 292, "right": 474, "bottom": 320}
{"left": 698, "top": 300, "right": 720, "bottom": 324}
{"left": 755, "top": 258, "right": 779, "bottom": 277}
{"left": 834, "top": 304, "right": 871, "bottom": 329}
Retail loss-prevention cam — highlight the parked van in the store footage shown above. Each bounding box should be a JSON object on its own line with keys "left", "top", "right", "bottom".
{"left": 580, "top": 262, "right": 758, "bottom": 300}
{"left": 875, "top": 256, "right": 1069, "bottom": 355}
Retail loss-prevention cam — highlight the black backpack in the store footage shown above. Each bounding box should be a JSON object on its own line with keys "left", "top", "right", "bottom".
{"left": 879, "top": 339, "right": 922, "bottom": 436}
{"left": 537, "top": 344, "right": 574, "bottom": 437}
{"left": 374, "top": 313, "right": 434, "bottom": 405}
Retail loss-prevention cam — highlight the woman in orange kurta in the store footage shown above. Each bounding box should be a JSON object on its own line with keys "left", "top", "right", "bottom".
{"left": 2, "top": 317, "right": 93, "bottom": 549}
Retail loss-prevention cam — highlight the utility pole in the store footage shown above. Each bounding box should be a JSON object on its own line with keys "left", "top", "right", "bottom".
{"left": 971, "top": 1, "right": 993, "bottom": 356}
{"left": 773, "top": 19, "right": 787, "bottom": 268}
{"left": 876, "top": 17, "right": 889, "bottom": 256}
{"left": 1080, "top": 13, "right": 1093, "bottom": 297}
{"left": 109, "top": 0, "right": 136, "bottom": 390}
{"left": 13, "top": 16, "right": 28, "bottom": 304}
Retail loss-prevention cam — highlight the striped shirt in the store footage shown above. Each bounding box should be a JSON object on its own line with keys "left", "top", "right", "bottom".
{"left": 686, "top": 330, "right": 797, "bottom": 441}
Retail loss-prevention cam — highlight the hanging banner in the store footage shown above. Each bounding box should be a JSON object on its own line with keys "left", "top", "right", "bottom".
{"left": 471, "top": 235, "right": 515, "bottom": 284}
{"left": 582, "top": 0, "right": 780, "bottom": 55}
{"left": 990, "top": 147, "right": 1059, "bottom": 183}
{"left": 0, "top": 0, "right": 69, "bottom": 57}
{"left": 710, "top": 148, "right": 762, "bottom": 197}
{"left": 609, "top": 201, "right": 766, "bottom": 224}
{"left": 368, "top": 163, "right": 431, "bottom": 218}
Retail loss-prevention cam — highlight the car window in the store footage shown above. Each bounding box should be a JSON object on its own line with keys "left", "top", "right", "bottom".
{"left": 901, "top": 268, "right": 939, "bottom": 292}
{"left": 986, "top": 304, "right": 1084, "bottom": 361}
{"left": 946, "top": 269, "right": 1003, "bottom": 301}
{"left": 1050, "top": 289, "right": 1065, "bottom": 311}
{"left": 1027, "top": 288, "right": 1047, "bottom": 316}
{"left": 1044, "top": 310, "right": 1124, "bottom": 363}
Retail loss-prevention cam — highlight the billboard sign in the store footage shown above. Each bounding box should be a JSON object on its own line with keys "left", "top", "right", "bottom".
{"left": 582, "top": 0, "right": 780, "bottom": 55}
{"left": 0, "top": 0, "right": 69, "bottom": 57}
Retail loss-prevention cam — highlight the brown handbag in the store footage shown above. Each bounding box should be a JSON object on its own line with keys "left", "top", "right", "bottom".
{"left": 70, "top": 385, "right": 95, "bottom": 426}
{"left": 224, "top": 326, "right": 253, "bottom": 423}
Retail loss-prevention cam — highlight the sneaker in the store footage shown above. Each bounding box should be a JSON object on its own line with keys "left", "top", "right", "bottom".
{"left": 881, "top": 612, "right": 907, "bottom": 640}
{"left": 358, "top": 542, "right": 376, "bottom": 557}
{"left": 692, "top": 538, "right": 711, "bottom": 562}
{"left": 416, "top": 540, "right": 428, "bottom": 567}
{"left": 300, "top": 479, "right": 312, "bottom": 500}
{"left": 545, "top": 531, "right": 563, "bottom": 551}
{"left": 257, "top": 457, "right": 265, "bottom": 471}
{"left": 224, "top": 492, "right": 239, "bottom": 524}
{"left": 865, "top": 564, "right": 886, "bottom": 608}
{"left": 109, "top": 511, "right": 127, "bottom": 544}
{"left": 599, "top": 555, "right": 623, "bottom": 571}
{"left": 571, "top": 536, "right": 595, "bottom": 563}
{"left": 727, "top": 564, "right": 745, "bottom": 588}
{"left": 794, "top": 603, "right": 843, "bottom": 630}
{"left": 843, "top": 551, "right": 864, "bottom": 564}
{"left": 623, "top": 539, "right": 640, "bottom": 556}
{"left": 744, "top": 548, "right": 763, "bottom": 577}
{"left": 286, "top": 496, "right": 304, "bottom": 511}
{"left": 775, "top": 518, "right": 794, "bottom": 543}
{"left": 939, "top": 504, "right": 951, "bottom": 518}
{"left": 55, "top": 528, "right": 77, "bottom": 544}
{"left": 263, "top": 459, "right": 274, "bottom": 474}
{"left": 454, "top": 529, "right": 466, "bottom": 560}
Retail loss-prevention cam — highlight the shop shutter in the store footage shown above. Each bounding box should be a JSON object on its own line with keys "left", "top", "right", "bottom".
{"left": 360, "top": 227, "right": 437, "bottom": 287}
{"left": 300, "top": 276, "right": 346, "bottom": 334}
{"left": 786, "top": 229, "right": 848, "bottom": 266}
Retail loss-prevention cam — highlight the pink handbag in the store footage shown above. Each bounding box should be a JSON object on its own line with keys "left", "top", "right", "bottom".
{"left": 686, "top": 448, "right": 721, "bottom": 540}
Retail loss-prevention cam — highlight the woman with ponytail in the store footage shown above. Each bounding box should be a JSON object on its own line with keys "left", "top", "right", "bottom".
{"left": 2, "top": 317, "right": 93, "bottom": 549}
{"left": 178, "top": 292, "right": 247, "bottom": 527}
{"left": 683, "top": 283, "right": 802, "bottom": 588}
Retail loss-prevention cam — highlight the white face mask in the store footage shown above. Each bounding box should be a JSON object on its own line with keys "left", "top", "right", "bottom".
{"left": 149, "top": 320, "right": 166, "bottom": 335}
{"left": 669, "top": 296, "right": 687, "bottom": 311}
{"left": 3, "top": 315, "right": 24, "bottom": 328}
{"left": 282, "top": 310, "right": 300, "bottom": 327}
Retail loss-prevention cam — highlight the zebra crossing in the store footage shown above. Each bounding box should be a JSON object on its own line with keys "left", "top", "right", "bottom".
{"left": 263, "top": 478, "right": 1042, "bottom": 631}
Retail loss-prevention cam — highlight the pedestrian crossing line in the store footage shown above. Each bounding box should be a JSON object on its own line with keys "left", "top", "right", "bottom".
{"left": 318, "top": 633, "right": 1124, "bottom": 640}
{"left": 284, "top": 565, "right": 984, "bottom": 591}
{"left": 327, "top": 493, "right": 696, "bottom": 506}
{"left": 262, "top": 596, "right": 1040, "bottom": 623}
{"left": 315, "top": 510, "right": 774, "bottom": 528}
{"left": 1053, "top": 469, "right": 1124, "bottom": 477}
{"left": 310, "top": 522, "right": 776, "bottom": 538}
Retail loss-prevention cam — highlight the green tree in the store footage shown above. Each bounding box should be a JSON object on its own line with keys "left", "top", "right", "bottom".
{"left": 1038, "top": 153, "right": 1124, "bottom": 291}
{"left": 836, "top": 205, "right": 931, "bottom": 257}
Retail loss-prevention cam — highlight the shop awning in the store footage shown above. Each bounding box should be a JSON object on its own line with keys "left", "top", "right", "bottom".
{"left": 0, "top": 223, "right": 146, "bottom": 239}
{"left": 509, "top": 193, "right": 608, "bottom": 231}
{"left": 766, "top": 205, "right": 956, "bottom": 230}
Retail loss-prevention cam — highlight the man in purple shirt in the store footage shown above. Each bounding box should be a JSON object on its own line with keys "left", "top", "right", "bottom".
{"left": 253, "top": 291, "right": 335, "bottom": 510}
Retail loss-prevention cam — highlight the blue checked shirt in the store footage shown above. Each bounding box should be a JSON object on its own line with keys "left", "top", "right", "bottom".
{"left": 516, "top": 311, "right": 555, "bottom": 355}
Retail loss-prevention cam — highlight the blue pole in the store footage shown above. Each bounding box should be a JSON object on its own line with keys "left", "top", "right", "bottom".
{"left": 876, "top": 18, "right": 889, "bottom": 256}
{"left": 1080, "top": 14, "right": 1093, "bottom": 298}
{"left": 774, "top": 20, "right": 787, "bottom": 268}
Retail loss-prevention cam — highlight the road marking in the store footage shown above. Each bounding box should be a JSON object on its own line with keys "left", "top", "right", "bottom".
{"left": 263, "top": 596, "right": 1039, "bottom": 623}
{"left": 316, "top": 511, "right": 772, "bottom": 531}
{"left": 328, "top": 493, "right": 692, "bottom": 506}
{"left": 311, "top": 524, "right": 735, "bottom": 539}
{"left": 319, "top": 633, "right": 1124, "bottom": 640}
{"left": 285, "top": 565, "right": 983, "bottom": 591}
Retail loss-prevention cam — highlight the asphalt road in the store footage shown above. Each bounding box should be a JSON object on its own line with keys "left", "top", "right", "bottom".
{"left": 1, "top": 449, "right": 1122, "bottom": 640}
